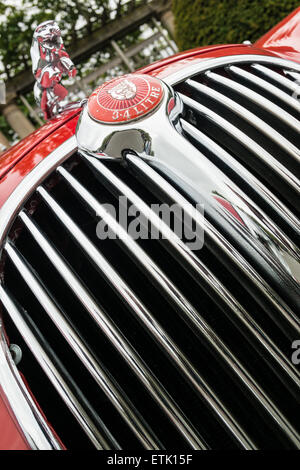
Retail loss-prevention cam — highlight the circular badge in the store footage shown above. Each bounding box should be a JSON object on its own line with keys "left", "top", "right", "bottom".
{"left": 88, "top": 74, "right": 164, "bottom": 124}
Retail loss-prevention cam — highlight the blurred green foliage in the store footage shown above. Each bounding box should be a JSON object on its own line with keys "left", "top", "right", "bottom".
{"left": 0, "top": 0, "right": 147, "bottom": 142}
{"left": 172, "top": 0, "right": 300, "bottom": 51}
{"left": 0, "top": 0, "right": 146, "bottom": 79}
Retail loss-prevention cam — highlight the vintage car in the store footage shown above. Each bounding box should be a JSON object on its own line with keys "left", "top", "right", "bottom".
{"left": 0, "top": 8, "right": 299, "bottom": 450}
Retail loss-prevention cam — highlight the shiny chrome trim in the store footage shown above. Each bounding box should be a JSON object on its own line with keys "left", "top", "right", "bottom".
{"left": 179, "top": 118, "right": 300, "bottom": 234}
{"left": 0, "top": 283, "right": 114, "bottom": 450}
{"left": 86, "top": 154, "right": 300, "bottom": 336}
{"left": 204, "top": 71, "right": 300, "bottom": 138}
{"left": 252, "top": 64, "right": 300, "bottom": 94}
{"left": 31, "top": 188, "right": 207, "bottom": 450}
{"left": 228, "top": 66, "right": 300, "bottom": 114}
{"left": 4, "top": 241, "right": 162, "bottom": 451}
{"left": 77, "top": 74, "right": 300, "bottom": 292}
{"left": 164, "top": 55, "right": 300, "bottom": 86}
{"left": 75, "top": 55, "right": 300, "bottom": 290}
{"left": 37, "top": 184, "right": 254, "bottom": 449}
{"left": 58, "top": 165, "right": 300, "bottom": 446}
{"left": 75, "top": 79, "right": 176, "bottom": 160}
{"left": 0, "top": 137, "right": 77, "bottom": 449}
{"left": 178, "top": 92, "right": 300, "bottom": 194}
{"left": 283, "top": 70, "right": 300, "bottom": 82}
{"left": 0, "top": 136, "right": 77, "bottom": 249}
{"left": 0, "top": 308, "right": 63, "bottom": 449}
{"left": 85, "top": 153, "right": 300, "bottom": 394}
{"left": 1, "top": 58, "right": 299, "bottom": 250}
{"left": 0, "top": 137, "right": 77, "bottom": 450}
{"left": 126, "top": 153, "right": 300, "bottom": 383}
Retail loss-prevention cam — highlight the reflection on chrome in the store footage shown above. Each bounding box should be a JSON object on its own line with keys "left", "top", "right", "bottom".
{"left": 0, "top": 300, "right": 63, "bottom": 449}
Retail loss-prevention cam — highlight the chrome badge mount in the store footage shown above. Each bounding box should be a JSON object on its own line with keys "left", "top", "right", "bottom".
{"left": 76, "top": 72, "right": 184, "bottom": 161}
{"left": 31, "top": 20, "right": 77, "bottom": 120}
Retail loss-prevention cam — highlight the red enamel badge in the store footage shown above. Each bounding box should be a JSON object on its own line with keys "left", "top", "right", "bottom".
{"left": 88, "top": 74, "right": 164, "bottom": 124}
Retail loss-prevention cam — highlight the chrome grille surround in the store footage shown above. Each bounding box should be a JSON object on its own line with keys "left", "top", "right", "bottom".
{"left": 0, "top": 138, "right": 77, "bottom": 450}
{"left": 164, "top": 54, "right": 300, "bottom": 85}
{"left": 0, "top": 55, "right": 299, "bottom": 449}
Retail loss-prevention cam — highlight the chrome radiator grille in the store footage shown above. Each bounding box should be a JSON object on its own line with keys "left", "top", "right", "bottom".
{"left": 173, "top": 60, "right": 300, "bottom": 213}
{"left": 0, "top": 57, "right": 300, "bottom": 450}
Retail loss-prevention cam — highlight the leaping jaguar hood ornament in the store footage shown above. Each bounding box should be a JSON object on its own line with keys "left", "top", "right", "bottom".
{"left": 31, "top": 20, "right": 77, "bottom": 120}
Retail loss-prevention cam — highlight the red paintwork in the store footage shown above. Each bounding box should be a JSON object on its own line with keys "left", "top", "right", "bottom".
{"left": 1, "top": 9, "right": 300, "bottom": 447}
{"left": 0, "top": 396, "right": 29, "bottom": 450}
{"left": 138, "top": 43, "right": 275, "bottom": 79}
{"left": 1, "top": 45, "right": 276, "bottom": 210}
{"left": 0, "top": 370, "right": 66, "bottom": 450}
{"left": 0, "top": 114, "right": 79, "bottom": 208}
{"left": 0, "top": 319, "right": 29, "bottom": 449}
{"left": 88, "top": 74, "right": 164, "bottom": 124}
{"left": 255, "top": 7, "right": 300, "bottom": 64}
{"left": 0, "top": 115, "right": 78, "bottom": 449}
{"left": 0, "top": 107, "right": 81, "bottom": 181}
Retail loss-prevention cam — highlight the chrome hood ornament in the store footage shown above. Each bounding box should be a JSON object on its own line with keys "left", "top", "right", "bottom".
{"left": 31, "top": 20, "right": 77, "bottom": 120}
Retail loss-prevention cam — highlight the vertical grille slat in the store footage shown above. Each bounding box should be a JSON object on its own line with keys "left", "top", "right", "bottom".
{"left": 284, "top": 70, "right": 300, "bottom": 82}
{"left": 178, "top": 92, "right": 300, "bottom": 196}
{"left": 85, "top": 153, "right": 300, "bottom": 339}
{"left": 125, "top": 154, "right": 300, "bottom": 386}
{"left": 251, "top": 64, "right": 300, "bottom": 94}
{"left": 29, "top": 187, "right": 206, "bottom": 449}
{"left": 179, "top": 118, "right": 300, "bottom": 235}
{"left": 36, "top": 185, "right": 255, "bottom": 449}
{"left": 203, "top": 71, "right": 300, "bottom": 139}
{"left": 173, "top": 60, "right": 300, "bottom": 315}
{"left": 0, "top": 284, "right": 117, "bottom": 450}
{"left": 4, "top": 241, "right": 164, "bottom": 451}
{"left": 55, "top": 164, "right": 300, "bottom": 446}
{"left": 0, "top": 313, "right": 64, "bottom": 450}
{"left": 228, "top": 66, "right": 300, "bottom": 114}
{"left": 18, "top": 205, "right": 207, "bottom": 451}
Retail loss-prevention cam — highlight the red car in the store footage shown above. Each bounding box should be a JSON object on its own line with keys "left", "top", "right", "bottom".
{"left": 0, "top": 8, "right": 299, "bottom": 450}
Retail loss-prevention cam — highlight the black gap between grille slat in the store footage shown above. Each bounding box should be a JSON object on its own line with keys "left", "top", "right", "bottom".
{"left": 36, "top": 178, "right": 251, "bottom": 448}
{"left": 118, "top": 160, "right": 300, "bottom": 407}
{"left": 23, "top": 193, "right": 219, "bottom": 448}
{"left": 70, "top": 158, "right": 300, "bottom": 447}
{"left": 178, "top": 92, "right": 299, "bottom": 215}
{"left": 251, "top": 65, "right": 299, "bottom": 95}
{"left": 179, "top": 123, "right": 300, "bottom": 248}
{"left": 1, "top": 287, "right": 119, "bottom": 449}
{"left": 2, "top": 257, "right": 107, "bottom": 449}
{"left": 179, "top": 80, "right": 300, "bottom": 179}
{"left": 200, "top": 75, "right": 300, "bottom": 175}
{"left": 3, "top": 236, "right": 155, "bottom": 449}
{"left": 228, "top": 65, "right": 300, "bottom": 121}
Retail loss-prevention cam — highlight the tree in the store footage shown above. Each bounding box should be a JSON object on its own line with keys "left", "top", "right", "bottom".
{"left": 0, "top": 0, "right": 152, "bottom": 142}
{"left": 0, "top": 0, "right": 147, "bottom": 80}
{"left": 173, "top": 0, "right": 300, "bottom": 51}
